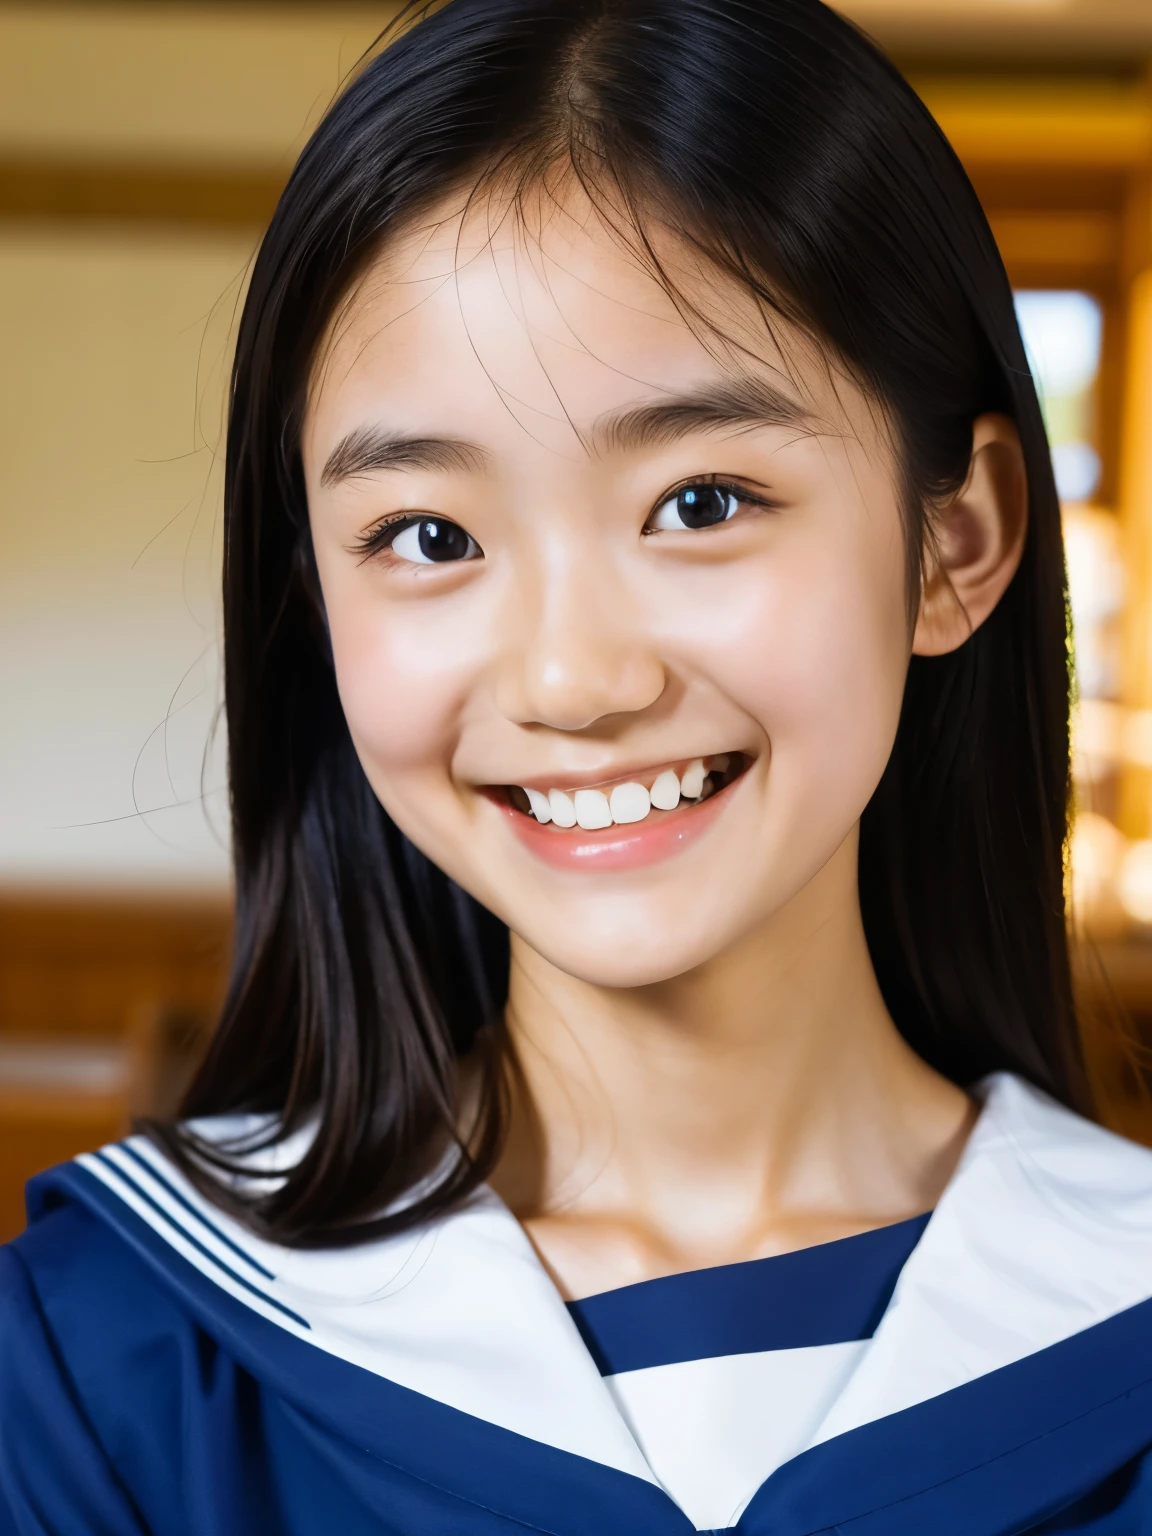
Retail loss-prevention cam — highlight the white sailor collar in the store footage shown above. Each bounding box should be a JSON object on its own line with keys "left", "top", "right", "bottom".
{"left": 43, "top": 1072, "right": 1152, "bottom": 1534}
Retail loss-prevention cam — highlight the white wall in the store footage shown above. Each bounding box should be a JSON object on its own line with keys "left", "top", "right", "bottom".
{"left": 0, "top": 3, "right": 392, "bottom": 890}
{"left": 0, "top": 223, "right": 255, "bottom": 887}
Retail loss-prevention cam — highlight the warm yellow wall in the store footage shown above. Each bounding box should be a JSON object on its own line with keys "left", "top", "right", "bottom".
{"left": 0, "top": 4, "right": 392, "bottom": 167}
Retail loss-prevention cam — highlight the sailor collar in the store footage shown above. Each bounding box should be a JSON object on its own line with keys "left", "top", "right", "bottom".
{"left": 34, "top": 1072, "right": 1152, "bottom": 1535}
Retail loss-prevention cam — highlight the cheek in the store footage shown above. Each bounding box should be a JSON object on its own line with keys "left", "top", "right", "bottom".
{"left": 322, "top": 586, "right": 474, "bottom": 781}
{"left": 767, "top": 570, "right": 905, "bottom": 748}
{"left": 688, "top": 523, "right": 909, "bottom": 805}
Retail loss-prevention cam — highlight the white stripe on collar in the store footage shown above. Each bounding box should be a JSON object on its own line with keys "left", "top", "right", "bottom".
{"left": 78, "top": 1140, "right": 656, "bottom": 1486}
{"left": 78, "top": 1072, "right": 1152, "bottom": 1522}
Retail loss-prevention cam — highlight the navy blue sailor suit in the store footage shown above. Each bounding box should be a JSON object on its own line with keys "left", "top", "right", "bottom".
{"left": 3, "top": 1072, "right": 1152, "bottom": 1535}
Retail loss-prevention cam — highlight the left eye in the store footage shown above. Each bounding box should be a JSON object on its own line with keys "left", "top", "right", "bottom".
{"left": 389, "top": 517, "right": 480, "bottom": 565}
{"left": 648, "top": 483, "right": 741, "bottom": 532}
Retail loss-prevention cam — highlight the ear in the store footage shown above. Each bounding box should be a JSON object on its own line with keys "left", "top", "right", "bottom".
{"left": 912, "top": 412, "right": 1029, "bottom": 657}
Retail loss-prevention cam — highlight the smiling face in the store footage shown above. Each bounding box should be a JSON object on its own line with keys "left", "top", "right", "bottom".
{"left": 301, "top": 185, "right": 913, "bottom": 988}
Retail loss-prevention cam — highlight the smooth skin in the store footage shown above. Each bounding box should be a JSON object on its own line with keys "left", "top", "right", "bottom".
{"left": 302, "top": 180, "right": 1027, "bottom": 1299}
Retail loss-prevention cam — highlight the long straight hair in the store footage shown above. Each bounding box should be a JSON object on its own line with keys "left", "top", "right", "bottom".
{"left": 148, "top": 0, "right": 1084, "bottom": 1246}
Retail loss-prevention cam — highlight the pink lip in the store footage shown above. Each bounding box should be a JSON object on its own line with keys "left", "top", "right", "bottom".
{"left": 499, "top": 783, "right": 735, "bottom": 872}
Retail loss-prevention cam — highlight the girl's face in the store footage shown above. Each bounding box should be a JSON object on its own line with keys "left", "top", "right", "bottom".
{"left": 302, "top": 190, "right": 912, "bottom": 987}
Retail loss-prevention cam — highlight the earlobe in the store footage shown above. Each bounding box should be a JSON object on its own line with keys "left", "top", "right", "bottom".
{"left": 912, "top": 412, "right": 1029, "bottom": 657}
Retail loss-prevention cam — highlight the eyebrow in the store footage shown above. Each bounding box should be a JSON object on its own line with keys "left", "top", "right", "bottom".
{"left": 590, "top": 376, "right": 812, "bottom": 455}
{"left": 320, "top": 426, "right": 491, "bottom": 487}
{"left": 320, "top": 376, "right": 811, "bottom": 487}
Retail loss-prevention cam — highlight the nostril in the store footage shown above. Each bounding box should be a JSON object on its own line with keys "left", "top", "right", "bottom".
{"left": 496, "top": 638, "right": 667, "bottom": 732}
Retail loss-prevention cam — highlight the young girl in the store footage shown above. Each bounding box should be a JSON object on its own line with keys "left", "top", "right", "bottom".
{"left": 4, "top": 2, "right": 1151, "bottom": 1532}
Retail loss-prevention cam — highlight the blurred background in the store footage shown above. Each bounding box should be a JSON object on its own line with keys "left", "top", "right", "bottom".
{"left": 3, "top": 0, "right": 1152, "bottom": 1239}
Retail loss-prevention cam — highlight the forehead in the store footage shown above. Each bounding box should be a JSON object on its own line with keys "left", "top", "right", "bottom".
{"left": 305, "top": 180, "right": 864, "bottom": 461}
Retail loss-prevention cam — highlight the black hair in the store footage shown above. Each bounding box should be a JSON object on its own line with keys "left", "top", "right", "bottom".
{"left": 147, "top": 0, "right": 1084, "bottom": 1246}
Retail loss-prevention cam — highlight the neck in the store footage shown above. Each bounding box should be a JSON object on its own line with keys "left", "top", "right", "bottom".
{"left": 489, "top": 829, "right": 975, "bottom": 1298}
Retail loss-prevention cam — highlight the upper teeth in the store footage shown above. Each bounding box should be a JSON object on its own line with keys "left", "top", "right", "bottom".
{"left": 522, "top": 759, "right": 714, "bottom": 828}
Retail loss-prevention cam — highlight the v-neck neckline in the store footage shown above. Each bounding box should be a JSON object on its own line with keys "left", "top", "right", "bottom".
{"left": 565, "top": 1211, "right": 932, "bottom": 1375}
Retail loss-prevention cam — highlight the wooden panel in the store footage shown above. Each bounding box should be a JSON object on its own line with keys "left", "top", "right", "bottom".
{"left": 0, "top": 914, "right": 1147, "bottom": 1233}
{"left": 1076, "top": 938, "right": 1152, "bottom": 1146}
{"left": 987, "top": 211, "right": 1121, "bottom": 281}
{"left": 0, "top": 893, "right": 232, "bottom": 1239}
{"left": 0, "top": 159, "right": 280, "bottom": 228}
{"left": 0, "top": 1112, "right": 126, "bottom": 1243}
{"left": 0, "top": 80, "right": 1143, "bottom": 232}
{"left": 917, "top": 81, "right": 1152, "bottom": 170}
{"left": 0, "top": 891, "right": 232, "bottom": 1038}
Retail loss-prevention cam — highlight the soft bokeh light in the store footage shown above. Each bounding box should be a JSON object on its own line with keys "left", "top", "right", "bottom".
{"left": 1069, "top": 810, "right": 1128, "bottom": 933}
{"left": 1118, "top": 840, "right": 1152, "bottom": 925}
{"left": 1015, "top": 290, "right": 1103, "bottom": 503}
{"left": 1064, "top": 505, "right": 1123, "bottom": 701}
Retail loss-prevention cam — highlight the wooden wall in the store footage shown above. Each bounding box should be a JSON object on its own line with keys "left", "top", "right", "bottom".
{"left": 0, "top": 893, "right": 231, "bottom": 1239}
{"left": 1, "top": 892, "right": 1150, "bottom": 1247}
{"left": 0, "top": 892, "right": 231, "bottom": 1037}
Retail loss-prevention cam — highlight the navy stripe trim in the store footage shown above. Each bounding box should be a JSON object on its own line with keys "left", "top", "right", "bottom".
{"left": 25, "top": 1163, "right": 692, "bottom": 1536}
{"left": 568, "top": 1212, "right": 931, "bottom": 1375}
{"left": 115, "top": 1141, "right": 276, "bottom": 1280}
{"left": 90, "top": 1151, "right": 310, "bottom": 1330}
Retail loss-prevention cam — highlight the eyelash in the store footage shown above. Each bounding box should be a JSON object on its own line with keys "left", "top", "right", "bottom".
{"left": 641, "top": 475, "right": 775, "bottom": 534}
{"left": 351, "top": 513, "right": 422, "bottom": 562}
{"left": 349, "top": 475, "right": 775, "bottom": 564}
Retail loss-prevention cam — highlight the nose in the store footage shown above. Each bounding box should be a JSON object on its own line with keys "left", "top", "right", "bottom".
{"left": 494, "top": 548, "right": 666, "bottom": 732}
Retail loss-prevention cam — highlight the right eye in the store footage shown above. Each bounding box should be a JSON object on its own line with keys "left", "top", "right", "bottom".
{"left": 647, "top": 482, "right": 744, "bottom": 533}
{"left": 387, "top": 517, "right": 480, "bottom": 565}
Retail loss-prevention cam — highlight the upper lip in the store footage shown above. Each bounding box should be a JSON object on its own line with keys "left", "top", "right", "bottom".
{"left": 484, "top": 753, "right": 738, "bottom": 796}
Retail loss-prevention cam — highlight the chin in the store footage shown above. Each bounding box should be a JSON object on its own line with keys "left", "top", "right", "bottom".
{"left": 511, "top": 906, "right": 739, "bottom": 989}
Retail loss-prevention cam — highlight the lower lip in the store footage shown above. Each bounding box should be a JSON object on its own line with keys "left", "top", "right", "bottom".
{"left": 499, "top": 781, "right": 738, "bottom": 872}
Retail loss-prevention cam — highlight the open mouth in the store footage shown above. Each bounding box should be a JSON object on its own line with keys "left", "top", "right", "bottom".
{"left": 504, "top": 752, "right": 749, "bottom": 831}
